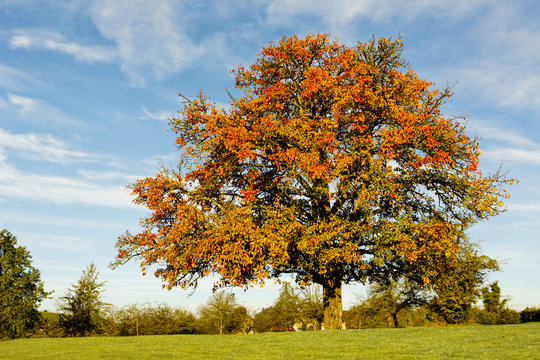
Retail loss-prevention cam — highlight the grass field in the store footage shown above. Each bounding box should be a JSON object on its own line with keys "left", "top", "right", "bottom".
{"left": 2, "top": 323, "right": 539, "bottom": 360}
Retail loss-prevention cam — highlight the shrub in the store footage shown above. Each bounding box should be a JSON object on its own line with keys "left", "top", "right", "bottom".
{"left": 476, "top": 308, "right": 520, "bottom": 325}
{"left": 105, "top": 303, "right": 196, "bottom": 336}
{"left": 520, "top": 307, "right": 540, "bottom": 323}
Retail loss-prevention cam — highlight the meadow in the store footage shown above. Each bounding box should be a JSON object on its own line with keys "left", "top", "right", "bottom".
{"left": 2, "top": 323, "right": 539, "bottom": 360}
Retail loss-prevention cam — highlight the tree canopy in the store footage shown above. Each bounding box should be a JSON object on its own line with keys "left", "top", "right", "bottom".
{"left": 0, "top": 229, "right": 50, "bottom": 339}
{"left": 114, "top": 34, "right": 512, "bottom": 329}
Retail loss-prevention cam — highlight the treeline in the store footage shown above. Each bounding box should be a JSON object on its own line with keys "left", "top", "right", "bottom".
{"left": 2, "top": 229, "right": 539, "bottom": 339}
{"left": 34, "top": 282, "right": 323, "bottom": 337}
{"left": 33, "top": 281, "right": 540, "bottom": 338}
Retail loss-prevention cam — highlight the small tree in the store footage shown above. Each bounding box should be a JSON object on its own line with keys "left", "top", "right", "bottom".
{"left": 476, "top": 281, "right": 520, "bottom": 325}
{"left": 481, "top": 281, "right": 507, "bottom": 312}
{"left": 429, "top": 238, "right": 499, "bottom": 324}
{"left": 196, "top": 291, "right": 249, "bottom": 334}
{"left": 0, "top": 229, "right": 51, "bottom": 338}
{"left": 299, "top": 284, "right": 324, "bottom": 329}
{"left": 58, "top": 263, "right": 107, "bottom": 336}
{"left": 253, "top": 282, "right": 323, "bottom": 331}
{"left": 366, "top": 278, "right": 429, "bottom": 328}
{"left": 253, "top": 283, "right": 301, "bottom": 332}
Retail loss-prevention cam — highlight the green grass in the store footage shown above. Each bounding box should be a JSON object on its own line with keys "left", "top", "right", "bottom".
{"left": 2, "top": 323, "right": 539, "bottom": 360}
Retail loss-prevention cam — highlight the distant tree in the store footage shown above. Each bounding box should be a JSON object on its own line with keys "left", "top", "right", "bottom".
{"left": 196, "top": 291, "right": 249, "bottom": 334}
{"left": 365, "top": 278, "right": 429, "bottom": 328}
{"left": 106, "top": 303, "right": 196, "bottom": 336}
{"left": 481, "top": 281, "right": 507, "bottom": 312}
{"left": 429, "top": 238, "right": 499, "bottom": 324}
{"left": 0, "top": 229, "right": 50, "bottom": 339}
{"left": 58, "top": 263, "right": 108, "bottom": 336}
{"left": 476, "top": 281, "right": 520, "bottom": 325}
{"left": 520, "top": 307, "right": 540, "bottom": 323}
{"left": 299, "top": 284, "right": 324, "bottom": 329}
{"left": 113, "top": 33, "right": 513, "bottom": 329}
{"left": 253, "top": 282, "right": 301, "bottom": 332}
{"left": 253, "top": 282, "right": 324, "bottom": 331}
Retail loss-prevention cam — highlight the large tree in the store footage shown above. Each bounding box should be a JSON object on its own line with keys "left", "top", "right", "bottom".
{"left": 0, "top": 229, "right": 50, "bottom": 338}
{"left": 113, "top": 34, "right": 512, "bottom": 329}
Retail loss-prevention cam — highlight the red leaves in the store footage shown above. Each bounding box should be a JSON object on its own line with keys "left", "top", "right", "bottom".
{"left": 115, "top": 34, "right": 513, "bottom": 294}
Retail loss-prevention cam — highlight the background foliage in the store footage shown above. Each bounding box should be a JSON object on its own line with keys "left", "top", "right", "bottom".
{"left": 0, "top": 229, "right": 50, "bottom": 339}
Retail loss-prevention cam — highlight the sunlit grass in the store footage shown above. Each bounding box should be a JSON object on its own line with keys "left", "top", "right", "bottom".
{"left": 2, "top": 323, "right": 539, "bottom": 359}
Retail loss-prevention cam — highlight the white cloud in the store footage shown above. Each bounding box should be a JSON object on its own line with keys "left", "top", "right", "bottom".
{"left": 483, "top": 147, "right": 540, "bottom": 165}
{"left": 2, "top": 93, "right": 84, "bottom": 128}
{"left": 0, "top": 161, "right": 134, "bottom": 208}
{"left": 9, "top": 29, "right": 117, "bottom": 63}
{"left": 464, "top": 119, "right": 540, "bottom": 165}
{"left": 0, "top": 129, "right": 135, "bottom": 208}
{"left": 142, "top": 152, "right": 178, "bottom": 169}
{"left": 140, "top": 104, "right": 171, "bottom": 122}
{"left": 0, "top": 128, "right": 91, "bottom": 163}
{"left": 471, "top": 122, "right": 538, "bottom": 148}
{"left": 89, "top": 0, "right": 203, "bottom": 86}
{"left": 18, "top": 232, "right": 97, "bottom": 253}
{"left": 507, "top": 203, "right": 540, "bottom": 212}
{"left": 264, "top": 0, "right": 486, "bottom": 27}
{"left": 447, "top": 63, "right": 540, "bottom": 113}
{"left": 0, "top": 63, "right": 33, "bottom": 90}
{"left": 78, "top": 169, "right": 138, "bottom": 182}
{"left": 1, "top": 209, "right": 129, "bottom": 229}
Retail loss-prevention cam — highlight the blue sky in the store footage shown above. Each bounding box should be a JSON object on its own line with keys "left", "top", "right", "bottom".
{"left": 1, "top": 0, "right": 539, "bottom": 312}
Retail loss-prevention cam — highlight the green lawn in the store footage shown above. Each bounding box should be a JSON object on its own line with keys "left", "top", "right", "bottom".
{"left": 2, "top": 323, "right": 539, "bottom": 360}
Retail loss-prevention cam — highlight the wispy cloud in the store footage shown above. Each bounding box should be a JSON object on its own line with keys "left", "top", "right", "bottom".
{"left": 18, "top": 232, "right": 97, "bottom": 253}
{"left": 0, "top": 128, "right": 91, "bottom": 163}
{"left": 507, "top": 203, "right": 540, "bottom": 212}
{"left": 1, "top": 93, "right": 84, "bottom": 128}
{"left": 0, "top": 129, "right": 134, "bottom": 208}
{"left": 1, "top": 209, "right": 129, "bottom": 229}
{"left": 471, "top": 121, "right": 538, "bottom": 148}
{"left": 483, "top": 147, "right": 540, "bottom": 165}
{"left": 89, "top": 0, "right": 203, "bottom": 86}
{"left": 140, "top": 104, "right": 171, "bottom": 121}
{"left": 0, "top": 161, "right": 134, "bottom": 208}
{"left": 9, "top": 29, "right": 117, "bottom": 63}
{"left": 0, "top": 63, "right": 33, "bottom": 90}
{"left": 78, "top": 169, "right": 138, "bottom": 182}
{"left": 447, "top": 63, "right": 540, "bottom": 112}
{"left": 264, "top": 0, "right": 486, "bottom": 27}
{"left": 465, "top": 119, "right": 540, "bottom": 165}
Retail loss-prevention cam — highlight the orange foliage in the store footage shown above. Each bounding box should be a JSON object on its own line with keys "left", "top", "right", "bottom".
{"left": 114, "top": 34, "right": 513, "bottom": 301}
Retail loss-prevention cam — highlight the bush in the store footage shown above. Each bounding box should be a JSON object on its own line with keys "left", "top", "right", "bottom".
{"left": 195, "top": 292, "right": 251, "bottom": 334}
{"left": 476, "top": 309, "right": 520, "bottom": 325}
{"left": 497, "top": 309, "right": 521, "bottom": 324}
{"left": 520, "top": 307, "right": 540, "bottom": 323}
{"left": 105, "top": 303, "right": 196, "bottom": 336}
{"left": 345, "top": 303, "right": 430, "bottom": 329}
{"left": 476, "top": 310, "right": 497, "bottom": 325}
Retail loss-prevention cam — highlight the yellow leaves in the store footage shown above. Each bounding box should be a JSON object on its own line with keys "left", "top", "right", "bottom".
{"left": 116, "top": 33, "right": 515, "bottom": 296}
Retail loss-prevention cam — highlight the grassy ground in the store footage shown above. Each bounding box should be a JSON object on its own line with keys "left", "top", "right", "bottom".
{"left": 2, "top": 323, "right": 539, "bottom": 360}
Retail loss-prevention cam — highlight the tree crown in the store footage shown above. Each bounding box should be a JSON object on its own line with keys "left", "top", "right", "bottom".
{"left": 114, "top": 34, "right": 512, "bottom": 298}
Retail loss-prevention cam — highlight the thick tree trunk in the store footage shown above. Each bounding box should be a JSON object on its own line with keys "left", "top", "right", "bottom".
{"left": 391, "top": 312, "right": 399, "bottom": 328}
{"left": 322, "top": 280, "right": 343, "bottom": 330}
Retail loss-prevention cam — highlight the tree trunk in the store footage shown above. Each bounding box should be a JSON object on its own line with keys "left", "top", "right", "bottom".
{"left": 391, "top": 312, "right": 399, "bottom": 328}
{"left": 322, "top": 280, "right": 343, "bottom": 330}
